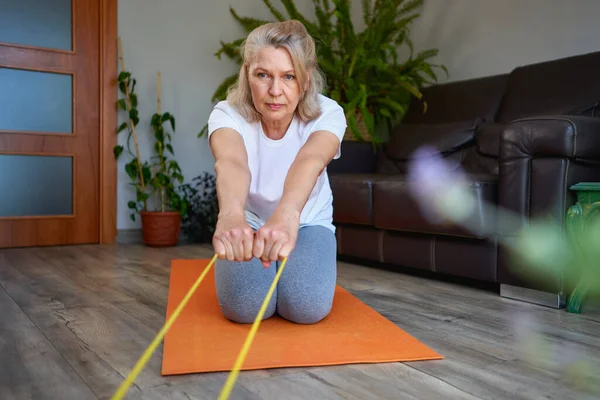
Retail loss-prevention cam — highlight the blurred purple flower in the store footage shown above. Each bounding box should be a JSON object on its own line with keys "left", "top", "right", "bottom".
{"left": 406, "top": 146, "right": 473, "bottom": 224}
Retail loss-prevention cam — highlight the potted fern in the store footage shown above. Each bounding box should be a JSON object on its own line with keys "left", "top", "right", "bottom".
{"left": 198, "top": 0, "right": 447, "bottom": 144}
{"left": 114, "top": 39, "right": 189, "bottom": 246}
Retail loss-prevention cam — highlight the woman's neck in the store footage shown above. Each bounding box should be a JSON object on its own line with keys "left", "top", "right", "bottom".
{"left": 261, "top": 115, "right": 293, "bottom": 140}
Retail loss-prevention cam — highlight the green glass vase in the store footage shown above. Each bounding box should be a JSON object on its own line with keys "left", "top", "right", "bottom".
{"left": 566, "top": 182, "right": 600, "bottom": 313}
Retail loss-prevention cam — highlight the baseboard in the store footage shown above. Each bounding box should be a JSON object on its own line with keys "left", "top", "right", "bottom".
{"left": 116, "top": 229, "right": 144, "bottom": 244}
{"left": 116, "top": 229, "right": 201, "bottom": 245}
{"left": 500, "top": 284, "right": 566, "bottom": 309}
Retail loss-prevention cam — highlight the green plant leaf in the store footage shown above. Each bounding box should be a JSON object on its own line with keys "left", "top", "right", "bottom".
{"left": 130, "top": 93, "right": 138, "bottom": 108}
{"left": 346, "top": 112, "right": 362, "bottom": 141}
{"left": 362, "top": 0, "right": 372, "bottom": 25}
{"left": 398, "top": 0, "right": 423, "bottom": 18}
{"left": 113, "top": 145, "right": 124, "bottom": 159}
{"left": 117, "top": 122, "right": 128, "bottom": 133}
{"left": 142, "top": 165, "right": 152, "bottom": 183}
{"left": 215, "top": 38, "right": 245, "bottom": 62}
{"left": 118, "top": 71, "right": 131, "bottom": 81}
{"left": 211, "top": 73, "right": 239, "bottom": 102}
{"left": 280, "top": 0, "right": 319, "bottom": 32}
{"left": 163, "top": 112, "right": 175, "bottom": 131}
{"left": 230, "top": 6, "right": 271, "bottom": 32}
{"left": 129, "top": 109, "right": 139, "bottom": 126}
{"left": 136, "top": 189, "right": 150, "bottom": 202}
{"left": 198, "top": 124, "right": 209, "bottom": 138}
{"left": 262, "top": 0, "right": 286, "bottom": 20}
{"left": 360, "top": 105, "right": 375, "bottom": 136}
{"left": 125, "top": 161, "right": 138, "bottom": 180}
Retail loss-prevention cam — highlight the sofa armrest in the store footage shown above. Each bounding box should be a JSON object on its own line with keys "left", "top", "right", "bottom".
{"left": 499, "top": 115, "right": 600, "bottom": 230}
{"left": 497, "top": 115, "right": 600, "bottom": 290}
{"left": 500, "top": 115, "right": 600, "bottom": 160}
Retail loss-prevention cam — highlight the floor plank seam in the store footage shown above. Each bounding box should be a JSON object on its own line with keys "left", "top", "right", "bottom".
{"left": 55, "top": 308, "right": 145, "bottom": 396}
{"left": 305, "top": 370, "right": 347, "bottom": 393}
{"left": 404, "top": 363, "right": 486, "bottom": 400}
{"left": 0, "top": 283, "right": 103, "bottom": 400}
{"left": 37, "top": 250, "right": 168, "bottom": 333}
{"left": 26, "top": 250, "right": 158, "bottom": 397}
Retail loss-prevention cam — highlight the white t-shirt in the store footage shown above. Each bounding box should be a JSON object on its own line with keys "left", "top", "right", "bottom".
{"left": 207, "top": 94, "right": 347, "bottom": 233}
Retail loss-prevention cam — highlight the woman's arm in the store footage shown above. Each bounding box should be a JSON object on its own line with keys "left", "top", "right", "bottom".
{"left": 253, "top": 130, "right": 341, "bottom": 263}
{"left": 210, "top": 128, "right": 254, "bottom": 261}
{"left": 210, "top": 128, "right": 251, "bottom": 217}
{"left": 278, "top": 130, "right": 340, "bottom": 217}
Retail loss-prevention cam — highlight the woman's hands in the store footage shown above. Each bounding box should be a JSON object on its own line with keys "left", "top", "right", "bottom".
{"left": 253, "top": 207, "right": 300, "bottom": 268}
{"left": 212, "top": 209, "right": 299, "bottom": 268}
{"left": 213, "top": 212, "right": 255, "bottom": 262}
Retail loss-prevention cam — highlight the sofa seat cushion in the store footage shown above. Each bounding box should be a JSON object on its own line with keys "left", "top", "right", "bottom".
{"left": 330, "top": 173, "right": 386, "bottom": 225}
{"left": 372, "top": 173, "right": 498, "bottom": 239}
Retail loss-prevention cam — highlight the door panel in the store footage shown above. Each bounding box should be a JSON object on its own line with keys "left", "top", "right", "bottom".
{"left": 0, "top": 0, "right": 73, "bottom": 51}
{"left": 0, "top": 0, "right": 100, "bottom": 248}
{"left": 0, "top": 154, "right": 73, "bottom": 217}
{"left": 0, "top": 67, "right": 73, "bottom": 133}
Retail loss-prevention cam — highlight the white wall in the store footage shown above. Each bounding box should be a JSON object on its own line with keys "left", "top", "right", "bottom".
{"left": 116, "top": 0, "right": 600, "bottom": 230}
{"left": 408, "top": 0, "right": 600, "bottom": 83}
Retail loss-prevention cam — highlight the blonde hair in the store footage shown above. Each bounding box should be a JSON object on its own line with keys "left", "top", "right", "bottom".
{"left": 226, "top": 20, "right": 325, "bottom": 122}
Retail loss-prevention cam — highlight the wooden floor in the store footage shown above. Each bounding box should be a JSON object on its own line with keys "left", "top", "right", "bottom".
{"left": 1, "top": 244, "right": 599, "bottom": 400}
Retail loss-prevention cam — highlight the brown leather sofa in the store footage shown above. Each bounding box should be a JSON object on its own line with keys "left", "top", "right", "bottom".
{"left": 328, "top": 50, "right": 600, "bottom": 308}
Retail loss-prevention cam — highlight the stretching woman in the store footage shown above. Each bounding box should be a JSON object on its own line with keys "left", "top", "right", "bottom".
{"left": 207, "top": 20, "right": 347, "bottom": 324}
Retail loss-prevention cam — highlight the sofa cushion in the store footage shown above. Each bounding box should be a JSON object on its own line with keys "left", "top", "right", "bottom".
{"left": 372, "top": 173, "right": 498, "bottom": 239}
{"left": 385, "top": 119, "right": 478, "bottom": 161}
{"left": 496, "top": 51, "right": 600, "bottom": 122}
{"left": 475, "top": 122, "right": 504, "bottom": 157}
{"left": 403, "top": 74, "right": 508, "bottom": 124}
{"left": 330, "top": 173, "right": 382, "bottom": 226}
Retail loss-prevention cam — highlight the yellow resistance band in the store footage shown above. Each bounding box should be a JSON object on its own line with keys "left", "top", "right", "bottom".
{"left": 111, "top": 253, "right": 218, "bottom": 400}
{"left": 217, "top": 256, "right": 288, "bottom": 400}
{"left": 111, "top": 253, "right": 288, "bottom": 400}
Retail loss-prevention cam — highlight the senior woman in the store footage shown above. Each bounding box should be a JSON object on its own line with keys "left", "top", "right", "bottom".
{"left": 207, "top": 20, "right": 347, "bottom": 325}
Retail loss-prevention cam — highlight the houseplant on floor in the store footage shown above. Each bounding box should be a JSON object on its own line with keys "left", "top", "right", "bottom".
{"left": 198, "top": 0, "right": 447, "bottom": 144}
{"left": 180, "top": 171, "right": 219, "bottom": 244}
{"left": 114, "top": 39, "right": 189, "bottom": 246}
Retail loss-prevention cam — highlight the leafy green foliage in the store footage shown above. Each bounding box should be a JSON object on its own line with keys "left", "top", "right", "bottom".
{"left": 147, "top": 110, "right": 190, "bottom": 216}
{"left": 198, "top": 0, "right": 447, "bottom": 142}
{"left": 180, "top": 172, "right": 219, "bottom": 243}
{"left": 114, "top": 71, "right": 190, "bottom": 221}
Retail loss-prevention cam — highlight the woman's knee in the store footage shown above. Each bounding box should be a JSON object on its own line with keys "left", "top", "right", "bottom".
{"left": 275, "top": 226, "right": 337, "bottom": 324}
{"left": 219, "top": 300, "right": 276, "bottom": 324}
{"left": 277, "top": 295, "right": 334, "bottom": 324}
{"left": 214, "top": 258, "right": 277, "bottom": 324}
{"left": 217, "top": 284, "right": 277, "bottom": 323}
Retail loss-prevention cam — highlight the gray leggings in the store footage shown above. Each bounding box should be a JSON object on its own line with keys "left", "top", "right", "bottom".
{"left": 214, "top": 225, "right": 337, "bottom": 324}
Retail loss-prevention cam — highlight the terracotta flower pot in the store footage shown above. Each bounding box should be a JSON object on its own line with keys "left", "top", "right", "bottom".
{"left": 140, "top": 211, "right": 181, "bottom": 247}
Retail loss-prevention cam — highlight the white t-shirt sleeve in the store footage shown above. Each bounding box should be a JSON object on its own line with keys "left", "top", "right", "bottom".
{"left": 207, "top": 101, "right": 243, "bottom": 139}
{"left": 307, "top": 98, "right": 347, "bottom": 159}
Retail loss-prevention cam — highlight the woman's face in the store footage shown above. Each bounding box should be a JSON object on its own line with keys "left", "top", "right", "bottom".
{"left": 247, "top": 46, "right": 303, "bottom": 129}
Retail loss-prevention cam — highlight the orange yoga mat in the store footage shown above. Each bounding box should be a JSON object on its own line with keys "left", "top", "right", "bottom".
{"left": 161, "top": 259, "right": 443, "bottom": 375}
